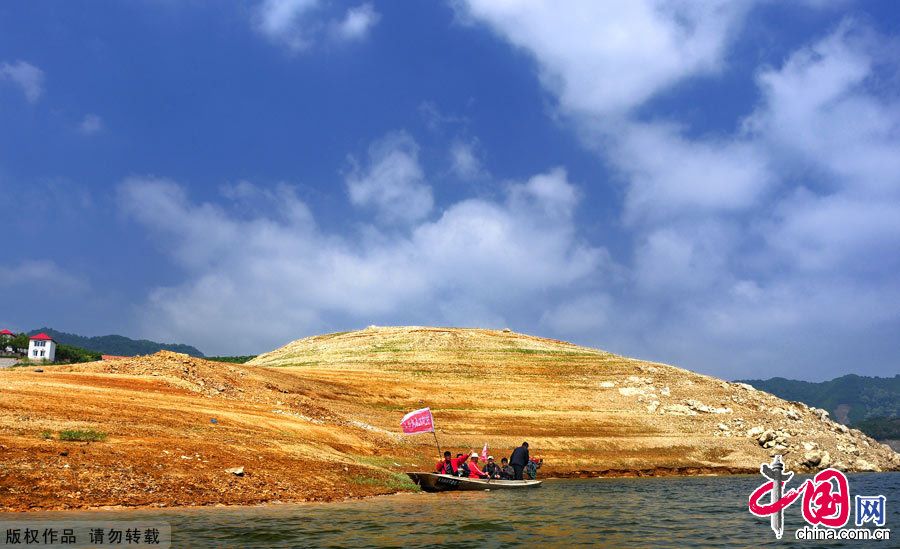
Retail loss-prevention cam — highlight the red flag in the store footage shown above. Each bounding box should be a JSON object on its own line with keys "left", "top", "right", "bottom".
{"left": 400, "top": 407, "right": 435, "bottom": 435}
{"left": 481, "top": 443, "right": 488, "bottom": 463}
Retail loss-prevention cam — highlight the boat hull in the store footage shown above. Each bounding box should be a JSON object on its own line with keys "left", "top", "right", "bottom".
{"left": 406, "top": 472, "right": 542, "bottom": 492}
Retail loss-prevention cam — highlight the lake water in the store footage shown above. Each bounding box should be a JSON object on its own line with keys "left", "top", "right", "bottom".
{"left": 5, "top": 473, "right": 898, "bottom": 547}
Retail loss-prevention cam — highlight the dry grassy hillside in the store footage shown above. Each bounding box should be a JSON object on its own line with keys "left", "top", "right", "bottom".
{"left": 1, "top": 326, "right": 897, "bottom": 511}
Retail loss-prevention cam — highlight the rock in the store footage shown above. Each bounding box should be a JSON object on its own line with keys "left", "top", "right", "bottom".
{"left": 802, "top": 442, "right": 816, "bottom": 451}
{"left": 735, "top": 383, "right": 755, "bottom": 391}
{"left": 854, "top": 459, "right": 879, "bottom": 472}
{"left": 660, "top": 386, "right": 670, "bottom": 397}
{"left": 599, "top": 381, "right": 616, "bottom": 388}
{"left": 811, "top": 407, "right": 829, "bottom": 421}
{"left": 225, "top": 466, "right": 245, "bottom": 476}
{"left": 34, "top": 369, "right": 43, "bottom": 373}
{"left": 646, "top": 401, "right": 660, "bottom": 414}
{"left": 685, "top": 400, "right": 712, "bottom": 413}
{"left": 747, "top": 426, "right": 764, "bottom": 438}
{"left": 803, "top": 450, "right": 824, "bottom": 467}
{"left": 786, "top": 409, "right": 801, "bottom": 421}
{"left": 757, "top": 430, "right": 776, "bottom": 446}
{"left": 717, "top": 423, "right": 729, "bottom": 431}
{"left": 662, "top": 404, "right": 696, "bottom": 416}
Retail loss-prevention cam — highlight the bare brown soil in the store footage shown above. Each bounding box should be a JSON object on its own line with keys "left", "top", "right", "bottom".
{"left": 1, "top": 326, "right": 897, "bottom": 512}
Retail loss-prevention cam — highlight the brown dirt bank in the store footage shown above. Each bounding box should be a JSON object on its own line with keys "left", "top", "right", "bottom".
{"left": 2, "top": 326, "right": 898, "bottom": 512}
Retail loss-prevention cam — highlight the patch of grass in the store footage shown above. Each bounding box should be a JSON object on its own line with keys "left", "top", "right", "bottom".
{"left": 40, "top": 430, "right": 53, "bottom": 440}
{"left": 206, "top": 355, "right": 256, "bottom": 364}
{"left": 58, "top": 429, "right": 107, "bottom": 442}
{"left": 270, "top": 360, "right": 320, "bottom": 368}
{"left": 370, "top": 345, "right": 409, "bottom": 353}
{"left": 350, "top": 472, "right": 420, "bottom": 491}
{"left": 352, "top": 455, "right": 400, "bottom": 468}
{"left": 497, "top": 348, "right": 597, "bottom": 356}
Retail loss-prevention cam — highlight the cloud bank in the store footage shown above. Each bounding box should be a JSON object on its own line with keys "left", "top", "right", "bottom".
{"left": 457, "top": 1, "right": 900, "bottom": 379}
{"left": 119, "top": 146, "right": 606, "bottom": 355}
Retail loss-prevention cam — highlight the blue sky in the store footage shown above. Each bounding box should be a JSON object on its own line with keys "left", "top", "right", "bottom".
{"left": 2, "top": 1, "right": 899, "bottom": 380}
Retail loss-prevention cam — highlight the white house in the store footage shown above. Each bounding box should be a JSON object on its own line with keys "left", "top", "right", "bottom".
{"left": 28, "top": 333, "right": 56, "bottom": 362}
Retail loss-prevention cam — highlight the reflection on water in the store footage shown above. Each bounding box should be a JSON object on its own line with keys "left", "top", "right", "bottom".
{"left": 9, "top": 474, "right": 899, "bottom": 547}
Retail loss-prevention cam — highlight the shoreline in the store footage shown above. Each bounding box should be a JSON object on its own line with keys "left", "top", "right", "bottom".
{"left": 7, "top": 467, "right": 895, "bottom": 514}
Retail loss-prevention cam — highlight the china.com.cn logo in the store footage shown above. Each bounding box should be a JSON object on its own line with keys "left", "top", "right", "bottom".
{"left": 748, "top": 455, "right": 889, "bottom": 541}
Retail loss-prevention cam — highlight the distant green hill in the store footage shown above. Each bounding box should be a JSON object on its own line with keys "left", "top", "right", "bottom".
{"left": 28, "top": 328, "right": 204, "bottom": 358}
{"left": 739, "top": 374, "right": 900, "bottom": 439}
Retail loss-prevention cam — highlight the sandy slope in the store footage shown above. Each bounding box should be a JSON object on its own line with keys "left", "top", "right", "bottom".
{"left": 2, "top": 326, "right": 897, "bottom": 511}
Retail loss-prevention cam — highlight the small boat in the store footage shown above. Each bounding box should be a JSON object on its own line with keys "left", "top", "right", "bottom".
{"left": 406, "top": 472, "right": 542, "bottom": 492}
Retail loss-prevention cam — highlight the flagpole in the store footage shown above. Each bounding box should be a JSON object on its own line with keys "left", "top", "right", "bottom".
{"left": 432, "top": 429, "right": 442, "bottom": 459}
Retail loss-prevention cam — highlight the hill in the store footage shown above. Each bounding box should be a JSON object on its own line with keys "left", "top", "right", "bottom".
{"left": 28, "top": 327, "right": 204, "bottom": 357}
{"left": 1, "top": 326, "right": 897, "bottom": 512}
{"left": 739, "top": 374, "right": 900, "bottom": 438}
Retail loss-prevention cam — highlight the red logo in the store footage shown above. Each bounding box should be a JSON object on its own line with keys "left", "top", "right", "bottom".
{"left": 801, "top": 469, "right": 850, "bottom": 527}
{"left": 748, "top": 456, "right": 851, "bottom": 538}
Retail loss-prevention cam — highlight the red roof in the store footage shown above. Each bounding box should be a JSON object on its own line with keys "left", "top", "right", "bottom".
{"left": 29, "top": 333, "right": 54, "bottom": 341}
{"left": 0, "top": 329, "right": 14, "bottom": 336}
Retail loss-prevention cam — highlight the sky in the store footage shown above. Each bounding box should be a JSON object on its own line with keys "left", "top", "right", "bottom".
{"left": 1, "top": 1, "right": 899, "bottom": 381}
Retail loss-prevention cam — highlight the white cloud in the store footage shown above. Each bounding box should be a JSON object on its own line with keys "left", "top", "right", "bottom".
{"left": 749, "top": 22, "right": 900, "bottom": 198}
{"left": 78, "top": 114, "right": 103, "bottom": 135}
{"left": 331, "top": 3, "right": 380, "bottom": 42}
{"left": 254, "top": 0, "right": 379, "bottom": 51}
{"left": 449, "top": 139, "right": 485, "bottom": 180}
{"left": 346, "top": 131, "right": 434, "bottom": 225}
{"left": 254, "top": 0, "right": 324, "bottom": 51}
{"left": 0, "top": 260, "right": 87, "bottom": 292}
{"left": 119, "top": 159, "right": 606, "bottom": 354}
{"left": 614, "top": 123, "right": 772, "bottom": 224}
{"left": 459, "top": 0, "right": 750, "bottom": 119}
{"left": 418, "top": 101, "right": 469, "bottom": 132}
{"left": 745, "top": 24, "right": 900, "bottom": 281}
{"left": 0, "top": 60, "right": 44, "bottom": 103}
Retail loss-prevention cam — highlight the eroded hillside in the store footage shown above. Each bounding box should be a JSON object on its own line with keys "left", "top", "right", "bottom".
{"left": 1, "top": 326, "right": 897, "bottom": 511}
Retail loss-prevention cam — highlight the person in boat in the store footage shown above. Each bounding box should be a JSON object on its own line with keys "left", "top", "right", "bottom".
{"left": 436, "top": 452, "right": 469, "bottom": 475}
{"left": 463, "top": 452, "right": 489, "bottom": 479}
{"left": 499, "top": 457, "right": 515, "bottom": 480}
{"left": 509, "top": 442, "right": 530, "bottom": 480}
{"left": 483, "top": 456, "right": 501, "bottom": 479}
{"left": 526, "top": 457, "right": 543, "bottom": 479}
{"left": 435, "top": 451, "right": 454, "bottom": 475}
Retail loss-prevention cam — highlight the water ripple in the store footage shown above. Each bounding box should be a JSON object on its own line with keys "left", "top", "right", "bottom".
{"left": 8, "top": 474, "right": 898, "bottom": 547}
